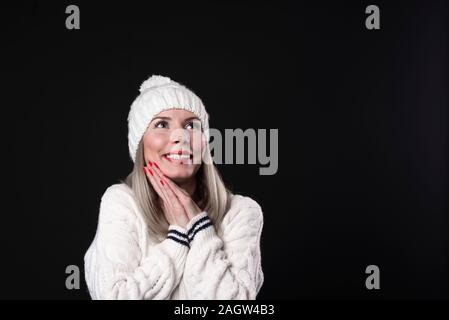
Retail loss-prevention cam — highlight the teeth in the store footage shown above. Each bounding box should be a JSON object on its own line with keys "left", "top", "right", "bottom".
{"left": 166, "top": 154, "right": 190, "bottom": 160}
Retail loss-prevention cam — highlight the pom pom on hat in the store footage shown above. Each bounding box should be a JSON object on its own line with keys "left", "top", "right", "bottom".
{"left": 127, "top": 75, "right": 210, "bottom": 163}
{"left": 139, "top": 75, "right": 173, "bottom": 93}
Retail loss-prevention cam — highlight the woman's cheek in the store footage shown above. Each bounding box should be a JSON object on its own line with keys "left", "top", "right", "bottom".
{"left": 144, "top": 132, "right": 168, "bottom": 156}
{"left": 191, "top": 132, "right": 206, "bottom": 166}
{"left": 191, "top": 130, "right": 203, "bottom": 147}
{"left": 200, "top": 133, "right": 207, "bottom": 158}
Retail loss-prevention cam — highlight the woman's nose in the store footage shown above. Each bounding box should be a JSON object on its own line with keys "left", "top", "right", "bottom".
{"left": 170, "top": 128, "right": 189, "bottom": 144}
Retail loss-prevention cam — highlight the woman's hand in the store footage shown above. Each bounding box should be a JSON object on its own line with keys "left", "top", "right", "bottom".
{"left": 145, "top": 161, "right": 203, "bottom": 221}
{"left": 158, "top": 174, "right": 203, "bottom": 221}
{"left": 143, "top": 161, "right": 190, "bottom": 229}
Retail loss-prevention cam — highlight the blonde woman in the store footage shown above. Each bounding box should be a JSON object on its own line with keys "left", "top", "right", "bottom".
{"left": 84, "top": 75, "right": 264, "bottom": 299}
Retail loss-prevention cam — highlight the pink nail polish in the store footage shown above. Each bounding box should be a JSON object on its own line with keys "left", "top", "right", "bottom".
{"left": 154, "top": 162, "right": 160, "bottom": 169}
{"left": 148, "top": 161, "right": 153, "bottom": 167}
{"left": 160, "top": 179, "right": 164, "bottom": 185}
{"left": 148, "top": 169, "right": 153, "bottom": 176}
{"left": 143, "top": 167, "right": 146, "bottom": 173}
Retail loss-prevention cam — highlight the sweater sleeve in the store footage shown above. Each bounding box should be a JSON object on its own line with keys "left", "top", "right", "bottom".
{"left": 182, "top": 196, "right": 264, "bottom": 299}
{"left": 84, "top": 185, "right": 189, "bottom": 300}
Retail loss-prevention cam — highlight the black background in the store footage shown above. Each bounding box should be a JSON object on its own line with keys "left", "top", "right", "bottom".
{"left": 1, "top": 0, "right": 448, "bottom": 299}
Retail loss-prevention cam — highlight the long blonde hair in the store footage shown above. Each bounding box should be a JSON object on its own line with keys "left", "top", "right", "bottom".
{"left": 120, "top": 139, "right": 232, "bottom": 242}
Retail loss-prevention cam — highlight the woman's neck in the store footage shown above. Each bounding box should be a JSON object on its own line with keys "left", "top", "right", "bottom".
{"left": 175, "top": 177, "right": 197, "bottom": 197}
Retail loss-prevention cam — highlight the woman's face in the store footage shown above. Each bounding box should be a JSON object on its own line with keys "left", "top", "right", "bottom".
{"left": 142, "top": 109, "right": 205, "bottom": 183}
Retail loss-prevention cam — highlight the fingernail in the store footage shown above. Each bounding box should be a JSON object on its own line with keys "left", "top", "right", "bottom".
{"left": 160, "top": 179, "right": 164, "bottom": 185}
{"left": 148, "top": 169, "right": 153, "bottom": 176}
{"left": 143, "top": 167, "right": 147, "bottom": 173}
{"left": 154, "top": 162, "right": 160, "bottom": 169}
{"left": 148, "top": 161, "right": 153, "bottom": 166}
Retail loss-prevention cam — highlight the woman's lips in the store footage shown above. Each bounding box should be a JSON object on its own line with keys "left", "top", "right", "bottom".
{"left": 163, "top": 153, "right": 193, "bottom": 164}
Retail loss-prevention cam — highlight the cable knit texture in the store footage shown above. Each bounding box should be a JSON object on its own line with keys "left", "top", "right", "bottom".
{"left": 84, "top": 183, "right": 264, "bottom": 300}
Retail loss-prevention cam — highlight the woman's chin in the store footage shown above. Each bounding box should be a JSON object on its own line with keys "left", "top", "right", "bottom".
{"left": 164, "top": 170, "right": 195, "bottom": 183}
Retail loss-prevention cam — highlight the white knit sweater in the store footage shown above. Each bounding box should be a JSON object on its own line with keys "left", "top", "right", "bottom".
{"left": 84, "top": 183, "right": 264, "bottom": 300}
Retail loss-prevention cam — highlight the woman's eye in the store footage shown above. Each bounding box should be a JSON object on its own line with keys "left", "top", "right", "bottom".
{"left": 155, "top": 121, "right": 167, "bottom": 128}
{"left": 186, "top": 121, "right": 201, "bottom": 130}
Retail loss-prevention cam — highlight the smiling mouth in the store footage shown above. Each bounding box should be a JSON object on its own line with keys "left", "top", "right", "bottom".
{"left": 162, "top": 152, "right": 193, "bottom": 164}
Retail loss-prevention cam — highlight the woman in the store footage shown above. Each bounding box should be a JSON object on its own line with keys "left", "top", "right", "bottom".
{"left": 84, "top": 75, "right": 264, "bottom": 299}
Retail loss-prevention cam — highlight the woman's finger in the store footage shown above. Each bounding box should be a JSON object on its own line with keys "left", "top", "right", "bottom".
{"left": 152, "top": 165, "right": 202, "bottom": 219}
{"left": 151, "top": 161, "right": 187, "bottom": 199}
{"left": 162, "top": 176, "right": 189, "bottom": 204}
{"left": 151, "top": 161, "right": 190, "bottom": 226}
{"left": 146, "top": 163, "right": 172, "bottom": 203}
{"left": 163, "top": 179, "right": 198, "bottom": 220}
{"left": 144, "top": 165, "right": 176, "bottom": 223}
{"left": 143, "top": 166, "right": 166, "bottom": 202}
{"left": 160, "top": 201, "right": 175, "bottom": 225}
{"left": 150, "top": 162, "right": 184, "bottom": 210}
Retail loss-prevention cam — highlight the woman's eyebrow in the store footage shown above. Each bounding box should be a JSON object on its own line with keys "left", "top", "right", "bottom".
{"left": 151, "top": 116, "right": 200, "bottom": 123}
{"left": 151, "top": 116, "right": 171, "bottom": 122}
{"left": 183, "top": 116, "right": 201, "bottom": 122}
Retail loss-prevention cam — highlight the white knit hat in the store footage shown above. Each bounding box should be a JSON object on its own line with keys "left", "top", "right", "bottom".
{"left": 127, "top": 75, "right": 210, "bottom": 163}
